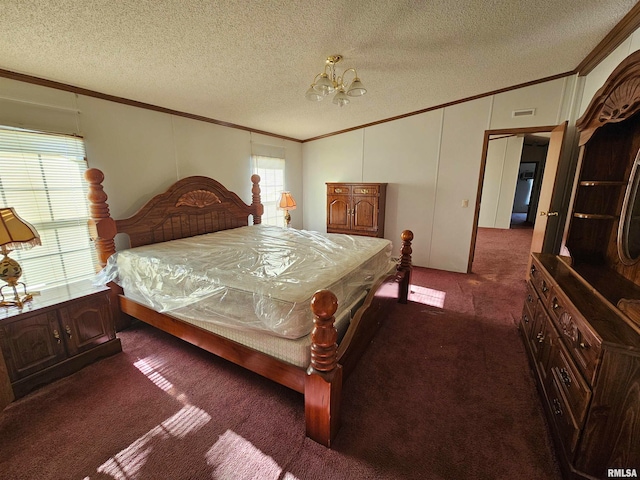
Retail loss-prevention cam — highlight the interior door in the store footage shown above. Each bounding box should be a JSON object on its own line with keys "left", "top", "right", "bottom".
{"left": 468, "top": 122, "right": 568, "bottom": 275}
{"left": 529, "top": 122, "right": 567, "bottom": 256}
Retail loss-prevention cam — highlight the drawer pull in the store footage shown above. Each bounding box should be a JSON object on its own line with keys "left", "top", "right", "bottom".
{"left": 530, "top": 265, "right": 536, "bottom": 276}
{"left": 541, "top": 282, "right": 549, "bottom": 293}
{"left": 552, "top": 398, "right": 563, "bottom": 416}
{"left": 335, "top": 188, "right": 344, "bottom": 193}
{"left": 552, "top": 298, "right": 560, "bottom": 310}
{"left": 527, "top": 294, "right": 533, "bottom": 303}
{"left": 53, "top": 329, "right": 61, "bottom": 344}
{"left": 559, "top": 368, "right": 572, "bottom": 387}
{"left": 579, "top": 342, "right": 589, "bottom": 350}
{"left": 537, "top": 332, "right": 545, "bottom": 343}
{"left": 65, "top": 325, "right": 72, "bottom": 338}
{"left": 523, "top": 314, "right": 529, "bottom": 324}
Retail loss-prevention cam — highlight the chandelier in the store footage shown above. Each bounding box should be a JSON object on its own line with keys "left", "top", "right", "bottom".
{"left": 305, "top": 55, "right": 367, "bottom": 107}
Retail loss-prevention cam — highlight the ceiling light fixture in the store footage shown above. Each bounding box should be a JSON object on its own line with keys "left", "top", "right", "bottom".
{"left": 305, "top": 55, "right": 366, "bottom": 107}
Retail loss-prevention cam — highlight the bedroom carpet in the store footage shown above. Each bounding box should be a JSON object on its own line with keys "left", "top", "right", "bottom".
{"left": 0, "top": 227, "right": 562, "bottom": 480}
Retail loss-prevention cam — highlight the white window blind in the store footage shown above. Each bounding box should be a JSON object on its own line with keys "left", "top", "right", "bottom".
{"left": 0, "top": 126, "right": 97, "bottom": 291}
{"left": 252, "top": 155, "right": 286, "bottom": 228}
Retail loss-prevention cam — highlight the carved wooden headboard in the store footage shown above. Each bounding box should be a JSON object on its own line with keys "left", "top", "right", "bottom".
{"left": 85, "top": 168, "right": 263, "bottom": 268}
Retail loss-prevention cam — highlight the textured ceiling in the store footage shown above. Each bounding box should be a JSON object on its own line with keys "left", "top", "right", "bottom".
{"left": 0, "top": 1, "right": 638, "bottom": 141}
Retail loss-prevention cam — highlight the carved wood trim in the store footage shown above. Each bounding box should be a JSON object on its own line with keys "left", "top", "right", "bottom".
{"left": 577, "top": 50, "right": 640, "bottom": 145}
{"left": 175, "top": 190, "right": 221, "bottom": 208}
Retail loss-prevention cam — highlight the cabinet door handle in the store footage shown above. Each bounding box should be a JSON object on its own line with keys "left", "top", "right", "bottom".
{"left": 53, "top": 329, "right": 61, "bottom": 344}
{"left": 540, "top": 211, "right": 559, "bottom": 217}
{"left": 65, "top": 325, "right": 72, "bottom": 338}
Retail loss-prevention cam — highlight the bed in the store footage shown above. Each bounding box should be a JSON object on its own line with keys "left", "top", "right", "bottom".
{"left": 85, "top": 168, "right": 413, "bottom": 446}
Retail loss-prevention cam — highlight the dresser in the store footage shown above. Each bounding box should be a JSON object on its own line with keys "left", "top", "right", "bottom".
{"left": 522, "top": 254, "right": 640, "bottom": 479}
{"left": 0, "top": 280, "right": 122, "bottom": 400}
{"left": 326, "top": 183, "right": 387, "bottom": 237}
{"left": 520, "top": 50, "right": 640, "bottom": 479}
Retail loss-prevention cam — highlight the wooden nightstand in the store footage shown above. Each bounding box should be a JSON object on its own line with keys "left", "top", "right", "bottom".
{"left": 0, "top": 280, "right": 122, "bottom": 400}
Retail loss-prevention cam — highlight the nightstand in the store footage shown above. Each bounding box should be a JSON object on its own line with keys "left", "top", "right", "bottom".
{"left": 0, "top": 280, "right": 122, "bottom": 399}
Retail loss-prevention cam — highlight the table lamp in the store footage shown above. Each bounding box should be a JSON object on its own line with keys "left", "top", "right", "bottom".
{"left": 279, "top": 192, "right": 297, "bottom": 228}
{"left": 0, "top": 208, "right": 41, "bottom": 307}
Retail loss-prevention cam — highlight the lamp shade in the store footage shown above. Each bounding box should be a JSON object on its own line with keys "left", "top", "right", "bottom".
{"left": 347, "top": 78, "right": 367, "bottom": 97}
{"left": 0, "top": 208, "right": 41, "bottom": 252}
{"left": 313, "top": 74, "right": 334, "bottom": 95}
{"left": 279, "top": 192, "right": 297, "bottom": 210}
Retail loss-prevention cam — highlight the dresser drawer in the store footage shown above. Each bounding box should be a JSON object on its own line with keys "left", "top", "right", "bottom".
{"left": 546, "top": 373, "right": 581, "bottom": 457}
{"left": 327, "top": 185, "right": 351, "bottom": 195}
{"left": 521, "top": 282, "right": 537, "bottom": 337}
{"left": 548, "top": 288, "right": 602, "bottom": 384}
{"left": 547, "top": 338, "right": 592, "bottom": 425}
{"left": 530, "top": 257, "right": 553, "bottom": 302}
{"left": 352, "top": 185, "right": 379, "bottom": 195}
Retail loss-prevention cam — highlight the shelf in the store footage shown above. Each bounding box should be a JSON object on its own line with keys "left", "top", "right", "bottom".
{"left": 573, "top": 213, "right": 619, "bottom": 219}
{"left": 579, "top": 181, "right": 626, "bottom": 187}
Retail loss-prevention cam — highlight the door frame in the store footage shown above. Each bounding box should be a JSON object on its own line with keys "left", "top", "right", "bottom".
{"left": 467, "top": 124, "right": 560, "bottom": 273}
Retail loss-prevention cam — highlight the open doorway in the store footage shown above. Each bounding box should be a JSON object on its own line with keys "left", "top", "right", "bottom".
{"left": 468, "top": 124, "right": 566, "bottom": 274}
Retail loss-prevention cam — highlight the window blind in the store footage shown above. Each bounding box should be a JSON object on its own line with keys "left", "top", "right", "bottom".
{"left": 252, "top": 155, "right": 286, "bottom": 228}
{"left": 0, "top": 126, "right": 97, "bottom": 291}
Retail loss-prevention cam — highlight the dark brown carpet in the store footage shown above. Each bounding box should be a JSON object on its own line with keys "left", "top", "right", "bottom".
{"left": 0, "top": 226, "right": 561, "bottom": 480}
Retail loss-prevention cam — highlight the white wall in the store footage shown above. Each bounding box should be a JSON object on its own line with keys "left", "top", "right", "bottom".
{"left": 478, "top": 135, "right": 525, "bottom": 229}
{"left": 0, "top": 79, "right": 303, "bottom": 229}
{"left": 303, "top": 78, "right": 573, "bottom": 272}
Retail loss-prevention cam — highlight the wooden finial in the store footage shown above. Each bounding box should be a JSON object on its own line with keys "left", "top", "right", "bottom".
{"left": 309, "top": 290, "right": 339, "bottom": 373}
{"left": 84, "top": 168, "right": 117, "bottom": 269}
{"left": 251, "top": 174, "right": 263, "bottom": 224}
{"left": 398, "top": 230, "right": 413, "bottom": 304}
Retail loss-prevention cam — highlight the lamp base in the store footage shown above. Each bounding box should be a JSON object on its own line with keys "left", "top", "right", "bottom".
{"left": 0, "top": 282, "right": 34, "bottom": 308}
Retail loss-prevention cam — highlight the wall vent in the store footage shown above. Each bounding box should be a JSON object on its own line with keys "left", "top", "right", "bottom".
{"left": 512, "top": 108, "right": 536, "bottom": 117}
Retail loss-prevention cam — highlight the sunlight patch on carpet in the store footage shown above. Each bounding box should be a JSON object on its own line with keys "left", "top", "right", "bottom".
{"left": 206, "top": 430, "right": 300, "bottom": 480}
{"left": 409, "top": 285, "right": 446, "bottom": 308}
{"left": 85, "top": 405, "right": 212, "bottom": 480}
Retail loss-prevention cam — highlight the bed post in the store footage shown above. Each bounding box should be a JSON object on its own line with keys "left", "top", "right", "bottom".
{"left": 305, "top": 290, "right": 342, "bottom": 447}
{"left": 398, "top": 229, "right": 413, "bottom": 304}
{"left": 85, "top": 168, "right": 117, "bottom": 269}
{"left": 251, "top": 174, "right": 263, "bottom": 224}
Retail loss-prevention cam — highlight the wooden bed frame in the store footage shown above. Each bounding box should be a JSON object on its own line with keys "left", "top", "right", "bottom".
{"left": 84, "top": 168, "right": 413, "bottom": 447}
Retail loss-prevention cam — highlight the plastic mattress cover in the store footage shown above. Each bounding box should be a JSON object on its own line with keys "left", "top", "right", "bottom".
{"left": 96, "top": 224, "right": 394, "bottom": 339}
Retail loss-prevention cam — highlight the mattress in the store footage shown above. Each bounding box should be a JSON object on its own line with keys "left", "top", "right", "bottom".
{"left": 99, "top": 225, "right": 394, "bottom": 343}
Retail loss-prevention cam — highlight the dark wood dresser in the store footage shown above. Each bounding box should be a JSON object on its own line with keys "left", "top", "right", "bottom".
{"left": 326, "top": 182, "right": 387, "bottom": 237}
{"left": 523, "top": 253, "right": 640, "bottom": 479}
{"left": 0, "top": 280, "right": 122, "bottom": 400}
{"left": 520, "top": 51, "right": 640, "bottom": 479}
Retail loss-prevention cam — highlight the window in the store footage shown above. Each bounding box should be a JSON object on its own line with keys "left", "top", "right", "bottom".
{"left": 252, "top": 154, "right": 286, "bottom": 228}
{"left": 0, "top": 126, "right": 97, "bottom": 291}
